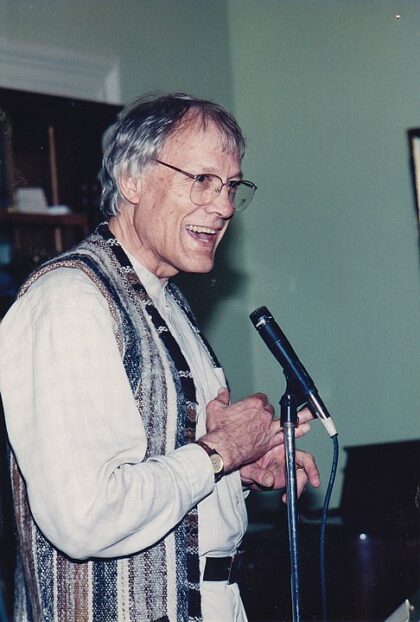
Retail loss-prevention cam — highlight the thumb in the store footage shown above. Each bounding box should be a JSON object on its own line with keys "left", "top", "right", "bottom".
{"left": 216, "top": 387, "right": 230, "bottom": 405}
{"left": 241, "top": 464, "right": 275, "bottom": 489}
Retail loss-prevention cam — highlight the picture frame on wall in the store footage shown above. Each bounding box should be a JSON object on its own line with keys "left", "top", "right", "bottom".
{"left": 408, "top": 128, "right": 420, "bottom": 222}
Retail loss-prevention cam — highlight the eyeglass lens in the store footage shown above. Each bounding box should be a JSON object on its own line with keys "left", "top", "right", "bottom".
{"left": 190, "top": 175, "right": 255, "bottom": 212}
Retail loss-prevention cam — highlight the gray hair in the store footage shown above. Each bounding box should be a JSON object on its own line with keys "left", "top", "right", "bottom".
{"left": 99, "top": 92, "right": 246, "bottom": 218}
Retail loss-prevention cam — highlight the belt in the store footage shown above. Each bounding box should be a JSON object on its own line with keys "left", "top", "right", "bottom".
{"left": 203, "top": 551, "right": 244, "bottom": 584}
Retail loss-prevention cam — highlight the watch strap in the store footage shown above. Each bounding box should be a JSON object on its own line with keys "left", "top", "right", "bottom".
{"left": 194, "top": 439, "right": 225, "bottom": 482}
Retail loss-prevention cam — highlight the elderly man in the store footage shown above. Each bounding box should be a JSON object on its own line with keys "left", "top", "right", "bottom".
{"left": 0, "top": 93, "right": 319, "bottom": 622}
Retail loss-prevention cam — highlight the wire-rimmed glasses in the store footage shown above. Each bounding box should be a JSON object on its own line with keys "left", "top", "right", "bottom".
{"left": 155, "top": 159, "right": 257, "bottom": 212}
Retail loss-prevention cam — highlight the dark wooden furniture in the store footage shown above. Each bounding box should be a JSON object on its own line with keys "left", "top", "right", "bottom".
{"left": 0, "top": 87, "right": 120, "bottom": 218}
{"left": 0, "top": 210, "right": 89, "bottom": 292}
{"left": 0, "top": 87, "right": 120, "bottom": 313}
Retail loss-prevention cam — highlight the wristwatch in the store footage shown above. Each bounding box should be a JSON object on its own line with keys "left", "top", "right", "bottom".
{"left": 195, "top": 439, "right": 225, "bottom": 482}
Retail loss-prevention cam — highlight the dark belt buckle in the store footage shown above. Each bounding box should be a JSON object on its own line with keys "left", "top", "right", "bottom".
{"left": 228, "top": 549, "right": 243, "bottom": 585}
{"left": 204, "top": 550, "right": 244, "bottom": 584}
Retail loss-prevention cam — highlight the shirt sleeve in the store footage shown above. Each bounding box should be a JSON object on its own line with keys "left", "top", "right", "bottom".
{"left": 0, "top": 268, "right": 215, "bottom": 560}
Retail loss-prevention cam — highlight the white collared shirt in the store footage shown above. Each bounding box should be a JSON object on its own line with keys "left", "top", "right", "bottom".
{"left": 0, "top": 257, "right": 248, "bottom": 562}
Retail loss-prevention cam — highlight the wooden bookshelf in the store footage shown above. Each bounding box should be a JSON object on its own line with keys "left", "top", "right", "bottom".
{"left": 0, "top": 87, "right": 121, "bottom": 310}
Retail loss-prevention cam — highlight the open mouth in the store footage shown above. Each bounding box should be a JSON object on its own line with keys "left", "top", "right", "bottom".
{"left": 186, "top": 224, "right": 218, "bottom": 235}
{"left": 185, "top": 224, "right": 219, "bottom": 242}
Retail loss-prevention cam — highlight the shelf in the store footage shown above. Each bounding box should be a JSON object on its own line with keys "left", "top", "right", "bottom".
{"left": 0, "top": 209, "right": 89, "bottom": 257}
{"left": 0, "top": 210, "right": 89, "bottom": 229}
{"left": 0, "top": 87, "right": 120, "bottom": 298}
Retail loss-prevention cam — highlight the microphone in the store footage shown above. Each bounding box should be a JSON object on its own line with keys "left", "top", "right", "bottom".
{"left": 249, "top": 306, "right": 337, "bottom": 438}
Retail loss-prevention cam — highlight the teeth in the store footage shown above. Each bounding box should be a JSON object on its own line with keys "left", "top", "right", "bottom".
{"left": 186, "top": 224, "right": 217, "bottom": 234}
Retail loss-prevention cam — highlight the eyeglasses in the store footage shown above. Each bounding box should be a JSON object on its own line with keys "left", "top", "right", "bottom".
{"left": 154, "top": 159, "right": 257, "bottom": 212}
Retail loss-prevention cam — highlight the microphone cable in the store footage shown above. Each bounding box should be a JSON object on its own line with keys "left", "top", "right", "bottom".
{"left": 320, "top": 433, "right": 339, "bottom": 622}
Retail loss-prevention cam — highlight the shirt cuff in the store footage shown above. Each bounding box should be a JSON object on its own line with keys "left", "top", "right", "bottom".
{"left": 152, "top": 443, "right": 215, "bottom": 506}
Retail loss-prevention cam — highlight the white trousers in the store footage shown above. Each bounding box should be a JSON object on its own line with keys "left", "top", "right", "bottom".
{"left": 201, "top": 580, "right": 248, "bottom": 621}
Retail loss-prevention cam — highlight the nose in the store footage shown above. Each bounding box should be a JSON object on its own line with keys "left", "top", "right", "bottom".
{"left": 205, "top": 184, "right": 235, "bottom": 219}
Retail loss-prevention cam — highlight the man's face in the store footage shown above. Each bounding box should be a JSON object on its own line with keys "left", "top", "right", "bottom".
{"left": 127, "top": 120, "right": 241, "bottom": 281}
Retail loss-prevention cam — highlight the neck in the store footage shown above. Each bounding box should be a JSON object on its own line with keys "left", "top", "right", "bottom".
{"left": 108, "top": 209, "right": 172, "bottom": 284}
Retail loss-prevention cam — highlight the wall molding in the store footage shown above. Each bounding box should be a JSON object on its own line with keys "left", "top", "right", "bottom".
{"left": 0, "top": 37, "right": 121, "bottom": 104}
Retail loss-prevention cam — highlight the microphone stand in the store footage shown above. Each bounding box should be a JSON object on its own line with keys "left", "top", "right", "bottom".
{"left": 280, "top": 381, "right": 301, "bottom": 622}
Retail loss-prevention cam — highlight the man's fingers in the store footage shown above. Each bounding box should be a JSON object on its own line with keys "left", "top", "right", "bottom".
{"left": 216, "top": 387, "right": 230, "bottom": 405}
{"left": 270, "top": 420, "right": 285, "bottom": 445}
{"left": 241, "top": 464, "right": 275, "bottom": 489}
{"left": 281, "top": 450, "right": 321, "bottom": 502}
{"left": 205, "top": 391, "right": 279, "bottom": 471}
{"left": 297, "top": 407, "right": 314, "bottom": 424}
{"left": 296, "top": 450, "right": 320, "bottom": 488}
{"left": 294, "top": 422, "right": 311, "bottom": 438}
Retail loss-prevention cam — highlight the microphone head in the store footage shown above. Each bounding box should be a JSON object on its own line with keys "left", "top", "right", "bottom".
{"left": 249, "top": 306, "right": 272, "bottom": 329}
{"left": 249, "top": 305, "right": 337, "bottom": 436}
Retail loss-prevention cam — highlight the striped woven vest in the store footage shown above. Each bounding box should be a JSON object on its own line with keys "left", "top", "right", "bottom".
{"left": 10, "top": 223, "right": 220, "bottom": 622}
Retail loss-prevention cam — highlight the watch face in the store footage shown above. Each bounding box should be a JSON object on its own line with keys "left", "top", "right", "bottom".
{"left": 210, "top": 452, "right": 224, "bottom": 474}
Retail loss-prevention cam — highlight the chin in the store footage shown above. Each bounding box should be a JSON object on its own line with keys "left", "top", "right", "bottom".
{"left": 176, "top": 249, "right": 218, "bottom": 275}
{"left": 182, "top": 259, "right": 215, "bottom": 275}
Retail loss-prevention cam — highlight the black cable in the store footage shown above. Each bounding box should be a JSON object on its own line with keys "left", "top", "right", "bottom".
{"left": 320, "top": 434, "right": 339, "bottom": 622}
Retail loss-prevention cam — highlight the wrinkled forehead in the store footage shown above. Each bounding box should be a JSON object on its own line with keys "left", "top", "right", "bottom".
{"left": 161, "top": 113, "right": 241, "bottom": 160}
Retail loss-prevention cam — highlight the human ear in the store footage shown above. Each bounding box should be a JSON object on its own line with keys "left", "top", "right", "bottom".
{"left": 118, "top": 175, "right": 142, "bottom": 205}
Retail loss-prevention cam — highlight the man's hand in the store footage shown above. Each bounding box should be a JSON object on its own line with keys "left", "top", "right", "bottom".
{"left": 199, "top": 387, "right": 282, "bottom": 473}
{"left": 239, "top": 445, "right": 320, "bottom": 499}
{"left": 199, "top": 389, "right": 320, "bottom": 498}
{"left": 239, "top": 406, "right": 320, "bottom": 495}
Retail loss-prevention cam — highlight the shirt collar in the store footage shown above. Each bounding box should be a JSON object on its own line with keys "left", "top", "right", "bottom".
{"left": 121, "top": 244, "right": 168, "bottom": 305}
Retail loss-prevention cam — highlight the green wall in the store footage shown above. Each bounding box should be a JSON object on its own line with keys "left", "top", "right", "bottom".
{"left": 0, "top": 0, "right": 233, "bottom": 104}
{"left": 1, "top": 0, "right": 419, "bottom": 510}
{"left": 227, "top": 0, "right": 420, "bottom": 507}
